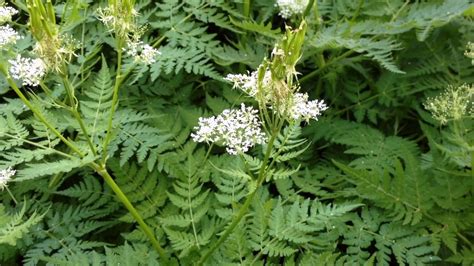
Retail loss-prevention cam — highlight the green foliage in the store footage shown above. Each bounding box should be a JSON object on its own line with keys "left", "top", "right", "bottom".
{"left": 0, "top": 0, "right": 473, "bottom": 265}
{"left": 0, "top": 203, "right": 44, "bottom": 246}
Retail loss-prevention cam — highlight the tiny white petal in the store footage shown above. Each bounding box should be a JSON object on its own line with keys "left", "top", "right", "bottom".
{"left": 0, "top": 25, "right": 21, "bottom": 49}
{"left": 191, "top": 104, "right": 266, "bottom": 155}
{"left": 0, "top": 167, "right": 15, "bottom": 190}
{"left": 8, "top": 55, "right": 47, "bottom": 86}
{"left": 125, "top": 40, "right": 160, "bottom": 65}
{"left": 0, "top": 5, "right": 18, "bottom": 24}
{"left": 275, "top": 0, "right": 309, "bottom": 19}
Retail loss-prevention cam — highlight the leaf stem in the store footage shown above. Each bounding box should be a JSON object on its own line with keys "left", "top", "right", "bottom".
{"left": 62, "top": 76, "right": 97, "bottom": 156}
{"left": 91, "top": 162, "right": 168, "bottom": 259}
{"left": 0, "top": 67, "right": 85, "bottom": 157}
{"left": 197, "top": 133, "right": 277, "bottom": 265}
{"left": 243, "top": 0, "right": 250, "bottom": 18}
{"left": 102, "top": 38, "right": 124, "bottom": 163}
{"left": 300, "top": 50, "right": 354, "bottom": 84}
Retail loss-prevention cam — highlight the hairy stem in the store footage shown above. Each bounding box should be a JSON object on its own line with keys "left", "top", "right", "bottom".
{"left": 91, "top": 162, "right": 168, "bottom": 259}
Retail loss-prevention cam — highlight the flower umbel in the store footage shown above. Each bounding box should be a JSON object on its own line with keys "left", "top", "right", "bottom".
{"left": 288, "top": 93, "right": 328, "bottom": 122}
{"left": 191, "top": 104, "right": 267, "bottom": 155}
{"left": 0, "top": 25, "right": 21, "bottom": 49}
{"left": 0, "top": 167, "right": 15, "bottom": 190}
{"left": 424, "top": 84, "right": 473, "bottom": 125}
{"left": 224, "top": 68, "right": 272, "bottom": 98}
{"left": 275, "top": 0, "right": 309, "bottom": 19}
{"left": 8, "top": 55, "right": 47, "bottom": 86}
{"left": 125, "top": 40, "right": 160, "bottom": 65}
{"left": 0, "top": 5, "right": 18, "bottom": 24}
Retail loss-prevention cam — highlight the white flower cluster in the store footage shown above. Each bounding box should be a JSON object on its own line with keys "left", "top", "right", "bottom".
{"left": 275, "top": 0, "right": 309, "bottom": 19}
{"left": 225, "top": 68, "right": 328, "bottom": 122}
{"left": 191, "top": 104, "right": 267, "bottom": 155}
{"left": 125, "top": 40, "right": 161, "bottom": 65}
{"left": 0, "top": 5, "right": 18, "bottom": 24}
{"left": 224, "top": 69, "right": 272, "bottom": 97}
{"left": 424, "top": 84, "right": 473, "bottom": 125}
{"left": 0, "top": 167, "right": 15, "bottom": 190}
{"left": 289, "top": 93, "right": 328, "bottom": 121}
{"left": 8, "top": 55, "right": 47, "bottom": 86}
{"left": 0, "top": 24, "right": 21, "bottom": 49}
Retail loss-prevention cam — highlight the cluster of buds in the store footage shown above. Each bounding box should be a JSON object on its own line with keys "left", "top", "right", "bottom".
{"left": 97, "top": 0, "right": 160, "bottom": 65}
{"left": 424, "top": 84, "right": 473, "bottom": 125}
{"left": 191, "top": 104, "right": 267, "bottom": 155}
{"left": 26, "top": 0, "right": 78, "bottom": 74}
{"left": 32, "top": 34, "right": 78, "bottom": 73}
{"left": 224, "top": 21, "right": 327, "bottom": 123}
{"left": 97, "top": 0, "right": 140, "bottom": 40}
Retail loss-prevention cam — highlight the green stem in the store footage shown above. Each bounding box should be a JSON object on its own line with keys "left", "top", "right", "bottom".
{"left": 62, "top": 76, "right": 97, "bottom": 156}
{"left": 5, "top": 187, "right": 18, "bottom": 205}
{"left": 197, "top": 133, "right": 277, "bottom": 265}
{"left": 300, "top": 50, "right": 354, "bottom": 84}
{"left": 303, "top": 0, "right": 315, "bottom": 18}
{"left": 102, "top": 38, "right": 124, "bottom": 163}
{"left": 0, "top": 67, "right": 85, "bottom": 157}
{"left": 471, "top": 150, "right": 474, "bottom": 195}
{"left": 350, "top": 0, "right": 364, "bottom": 23}
{"left": 91, "top": 162, "right": 168, "bottom": 259}
{"left": 243, "top": 0, "right": 250, "bottom": 18}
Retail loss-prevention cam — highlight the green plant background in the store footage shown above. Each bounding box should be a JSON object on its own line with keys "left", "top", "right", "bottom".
{"left": 0, "top": 0, "right": 473, "bottom": 265}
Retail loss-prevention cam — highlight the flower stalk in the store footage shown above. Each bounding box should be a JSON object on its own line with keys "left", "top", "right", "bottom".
{"left": 91, "top": 162, "right": 168, "bottom": 260}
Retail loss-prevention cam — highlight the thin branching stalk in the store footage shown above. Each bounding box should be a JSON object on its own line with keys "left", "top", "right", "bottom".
{"left": 0, "top": 67, "right": 85, "bottom": 158}
{"left": 91, "top": 162, "right": 168, "bottom": 260}
{"left": 62, "top": 76, "right": 97, "bottom": 156}
{"left": 102, "top": 38, "right": 124, "bottom": 163}
{"left": 198, "top": 130, "right": 279, "bottom": 265}
{"left": 243, "top": 0, "right": 250, "bottom": 18}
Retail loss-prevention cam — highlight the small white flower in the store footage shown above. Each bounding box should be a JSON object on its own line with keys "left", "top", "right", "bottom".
{"left": 224, "top": 68, "right": 272, "bottom": 98}
{"left": 8, "top": 55, "right": 47, "bottom": 86}
{"left": 0, "top": 5, "right": 18, "bottom": 24}
{"left": 0, "top": 167, "right": 15, "bottom": 190}
{"left": 424, "top": 84, "right": 473, "bottom": 125}
{"left": 0, "top": 25, "right": 21, "bottom": 49}
{"left": 125, "top": 41, "right": 160, "bottom": 65}
{"left": 191, "top": 104, "right": 267, "bottom": 155}
{"left": 275, "top": 0, "right": 309, "bottom": 19}
{"left": 288, "top": 93, "right": 328, "bottom": 122}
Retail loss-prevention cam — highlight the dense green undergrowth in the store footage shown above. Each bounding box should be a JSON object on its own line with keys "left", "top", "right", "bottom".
{"left": 0, "top": 0, "right": 473, "bottom": 265}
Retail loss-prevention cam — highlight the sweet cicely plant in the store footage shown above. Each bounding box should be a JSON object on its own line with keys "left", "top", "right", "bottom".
{"left": 0, "top": 0, "right": 167, "bottom": 261}
{"left": 191, "top": 20, "right": 330, "bottom": 264}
